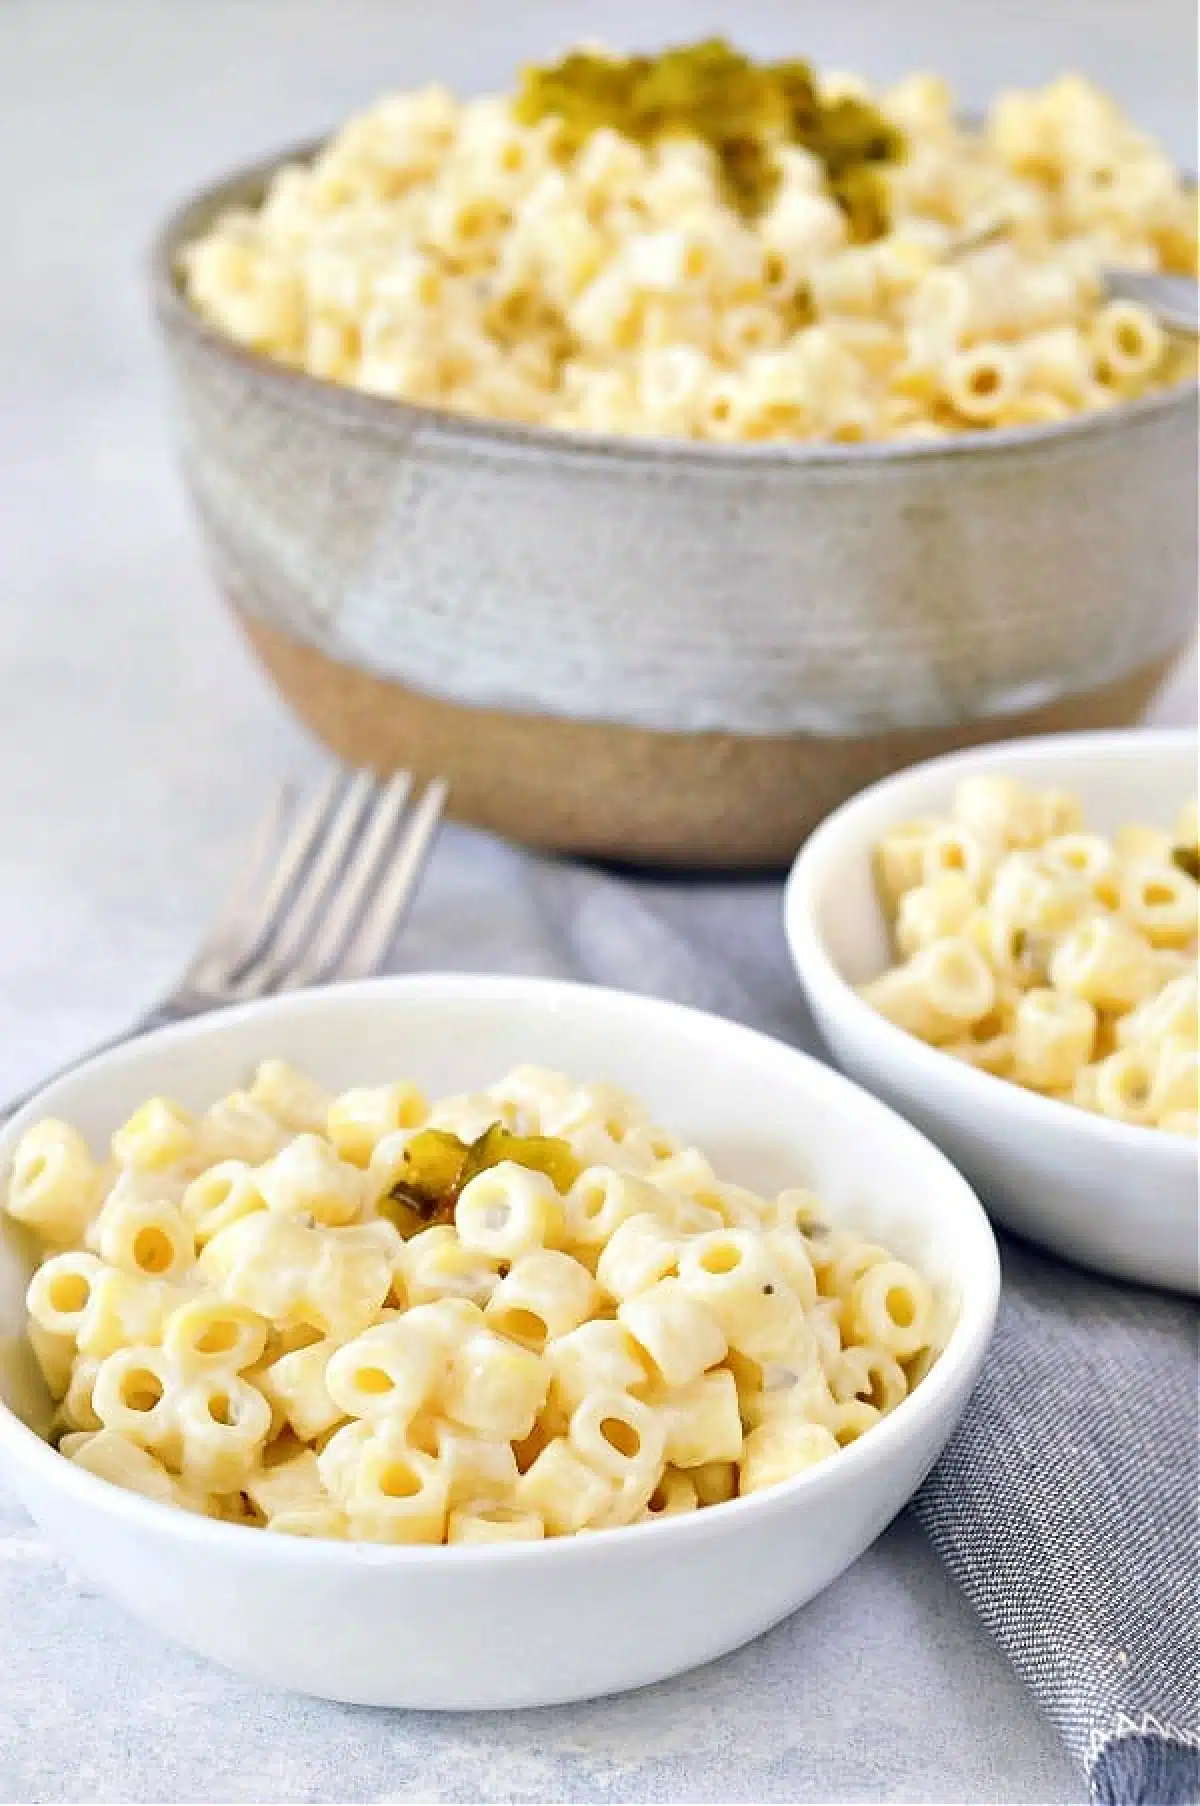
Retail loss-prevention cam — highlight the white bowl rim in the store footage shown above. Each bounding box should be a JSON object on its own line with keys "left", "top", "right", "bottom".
{"left": 0, "top": 972, "right": 999, "bottom": 1567}
{"left": 150, "top": 138, "right": 1200, "bottom": 473}
{"left": 785, "top": 726, "right": 1199, "bottom": 1163}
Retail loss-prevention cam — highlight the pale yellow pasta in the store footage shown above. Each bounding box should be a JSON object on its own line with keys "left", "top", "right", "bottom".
{"left": 254, "top": 1335, "right": 345, "bottom": 1442}
{"left": 859, "top": 966, "right": 957, "bottom": 1044}
{"left": 863, "top": 780, "right": 1198, "bottom": 1131}
{"left": 162, "top": 1295, "right": 268, "bottom": 1376}
{"left": 5, "top": 1062, "right": 945, "bottom": 1538}
{"left": 941, "top": 342, "right": 1022, "bottom": 423}
{"left": 516, "top": 1437, "right": 613, "bottom": 1535}
{"left": 676, "top": 1232, "right": 801, "bottom": 1360}
{"left": 75, "top": 1268, "right": 177, "bottom": 1361}
{"left": 247, "top": 1060, "right": 331, "bottom": 1133}
{"left": 739, "top": 1419, "right": 839, "bottom": 1493}
{"left": 894, "top": 874, "right": 979, "bottom": 957}
{"left": 429, "top": 1422, "right": 518, "bottom": 1506}
{"left": 844, "top": 1260, "right": 933, "bottom": 1359}
{"left": 545, "top": 1320, "right": 648, "bottom": 1419}
{"left": 1050, "top": 917, "right": 1162, "bottom": 1012}
{"left": 1091, "top": 1047, "right": 1159, "bottom": 1126}
{"left": 644, "top": 1145, "right": 725, "bottom": 1204}
{"left": 4, "top": 1120, "right": 102, "bottom": 1245}
{"left": 1117, "top": 974, "right": 1199, "bottom": 1049}
{"left": 271, "top": 1503, "right": 354, "bottom": 1538}
{"left": 345, "top": 1439, "right": 450, "bottom": 1545}
{"left": 324, "top": 1316, "right": 444, "bottom": 1425}
{"left": 398, "top": 1222, "right": 502, "bottom": 1308}
{"left": 94, "top": 1194, "right": 194, "bottom": 1283}
{"left": 874, "top": 819, "right": 943, "bottom": 908}
{"left": 1090, "top": 299, "right": 1165, "bottom": 389}
{"left": 562, "top": 1166, "right": 663, "bottom": 1252}
{"left": 256, "top": 1134, "right": 363, "bottom": 1226}
{"left": 618, "top": 1278, "right": 727, "bottom": 1388}
{"left": 568, "top": 1387, "right": 665, "bottom": 1490}
{"left": 820, "top": 1397, "right": 884, "bottom": 1447}
{"left": 91, "top": 1345, "right": 178, "bottom": 1457}
{"left": 200, "top": 1091, "right": 286, "bottom": 1166}
{"left": 454, "top": 1162, "right": 561, "bottom": 1260}
{"left": 1012, "top": 990, "right": 1098, "bottom": 1091}
{"left": 66, "top": 1428, "right": 193, "bottom": 1510}
{"left": 593, "top": 1212, "right": 680, "bottom": 1301}
{"left": 483, "top": 1249, "right": 598, "bottom": 1347}
{"left": 640, "top": 1468, "right": 700, "bottom": 1519}
{"left": 1119, "top": 862, "right": 1199, "bottom": 949}
{"left": 907, "top": 937, "right": 998, "bottom": 1026}
{"left": 327, "top": 1083, "right": 429, "bottom": 1167}
{"left": 661, "top": 1368, "right": 745, "bottom": 1468}
{"left": 174, "top": 1373, "right": 273, "bottom": 1490}
{"left": 26, "top": 1251, "right": 105, "bottom": 1341}
{"left": 59, "top": 1357, "right": 103, "bottom": 1433}
{"left": 447, "top": 1504, "right": 545, "bottom": 1543}
{"left": 243, "top": 1446, "right": 325, "bottom": 1519}
{"left": 441, "top": 1327, "right": 548, "bottom": 1442}
{"left": 831, "top": 1345, "right": 909, "bottom": 1413}
{"left": 181, "top": 1160, "right": 268, "bottom": 1246}
{"left": 28, "top": 1320, "right": 75, "bottom": 1400}
{"left": 1148, "top": 1037, "right": 1200, "bottom": 1122}
{"left": 111, "top": 1098, "right": 200, "bottom": 1176}
{"left": 178, "top": 52, "right": 1196, "bottom": 445}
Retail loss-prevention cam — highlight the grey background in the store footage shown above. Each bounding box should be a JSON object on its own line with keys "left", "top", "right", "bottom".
{"left": 0, "top": 3, "right": 1195, "bottom": 1800}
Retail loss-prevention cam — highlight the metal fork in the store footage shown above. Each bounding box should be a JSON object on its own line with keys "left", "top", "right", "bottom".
{"left": 2, "top": 766, "right": 448, "bottom": 1122}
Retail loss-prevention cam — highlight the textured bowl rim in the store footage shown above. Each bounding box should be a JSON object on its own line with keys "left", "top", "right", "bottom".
{"left": 784, "top": 726, "right": 1200, "bottom": 1162}
{"left": 0, "top": 972, "right": 999, "bottom": 1566}
{"left": 149, "top": 136, "right": 1200, "bottom": 471}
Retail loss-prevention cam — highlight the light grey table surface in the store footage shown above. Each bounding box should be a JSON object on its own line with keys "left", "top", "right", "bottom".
{"left": 0, "top": 3, "right": 1194, "bottom": 1801}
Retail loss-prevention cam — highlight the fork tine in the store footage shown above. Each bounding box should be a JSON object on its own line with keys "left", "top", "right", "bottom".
{"left": 285, "top": 769, "right": 415, "bottom": 987}
{"left": 335, "top": 777, "right": 449, "bottom": 981}
{"left": 185, "top": 785, "right": 294, "bottom": 990}
{"left": 229, "top": 768, "right": 377, "bottom": 998}
{"left": 198, "top": 766, "right": 348, "bottom": 988}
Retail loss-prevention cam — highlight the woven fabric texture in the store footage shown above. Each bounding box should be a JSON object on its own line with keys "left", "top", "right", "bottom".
{"left": 911, "top": 1242, "right": 1199, "bottom": 1803}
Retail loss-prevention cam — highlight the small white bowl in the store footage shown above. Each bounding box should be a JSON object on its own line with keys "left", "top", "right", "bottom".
{"left": 0, "top": 975, "right": 998, "bottom": 1709}
{"left": 785, "top": 729, "right": 1199, "bottom": 1295}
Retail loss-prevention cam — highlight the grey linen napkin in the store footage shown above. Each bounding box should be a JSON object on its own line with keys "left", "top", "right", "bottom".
{"left": 400, "top": 826, "right": 1200, "bottom": 1803}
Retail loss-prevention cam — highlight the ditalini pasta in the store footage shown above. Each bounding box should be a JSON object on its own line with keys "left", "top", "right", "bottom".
{"left": 862, "top": 783, "right": 1199, "bottom": 1133}
{"left": 5, "top": 1062, "right": 945, "bottom": 1540}
{"left": 179, "top": 42, "right": 1197, "bottom": 443}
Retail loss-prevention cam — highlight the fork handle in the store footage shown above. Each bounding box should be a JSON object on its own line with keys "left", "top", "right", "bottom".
{"left": 0, "top": 996, "right": 212, "bottom": 1128}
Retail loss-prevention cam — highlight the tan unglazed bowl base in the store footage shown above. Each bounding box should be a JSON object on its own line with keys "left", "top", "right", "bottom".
{"left": 239, "top": 612, "right": 1180, "bottom": 870}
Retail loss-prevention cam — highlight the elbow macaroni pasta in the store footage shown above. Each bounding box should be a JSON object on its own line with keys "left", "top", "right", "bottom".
{"left": 5, "top": 1061, "right": 945, "bottom": 1540}
{"left": 179, "top": 49, "right": 1197, "bottom": 445}
{"left": 862, "top": 782, "right": 1199, "bottom": 1132}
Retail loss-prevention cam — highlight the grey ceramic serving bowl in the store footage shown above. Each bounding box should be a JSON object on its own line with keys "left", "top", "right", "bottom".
{"left": 151, "top": 143, "right": 1199, "bottom": 869}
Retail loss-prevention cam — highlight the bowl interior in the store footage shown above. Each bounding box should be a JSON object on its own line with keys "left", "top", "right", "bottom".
{"left": 800, "top": 731, "right": 1198, "bottom": 987}
{"left": 1, "top": 976, "right": 993, "bottom": 1437}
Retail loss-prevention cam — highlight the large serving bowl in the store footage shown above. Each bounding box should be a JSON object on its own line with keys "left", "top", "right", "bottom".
{"left": 785, "top": 729, "right": 1199, "bottom": 1294}
{"left": 0, "top": 975, "right": 999, "bottom": 1708}
{"left": 152, "top": 147, "right": 1198, "bottom": 869}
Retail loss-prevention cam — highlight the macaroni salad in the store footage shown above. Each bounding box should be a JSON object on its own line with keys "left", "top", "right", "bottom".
{"left": 862, "top": 781, "right": 1199, "bottom": 1131}
{"left": 5, "top": 1063, "right": 942, "bottom": 1541}
{"left": 180, "top": 42, "right": 1198, "bottom": 443}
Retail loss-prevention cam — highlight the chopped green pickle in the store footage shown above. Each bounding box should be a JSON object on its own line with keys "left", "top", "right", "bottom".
{"left": 382, "top": 1122, "right": 579, "bottom": 1231}
{"left": 1170, "top": 844, "right": 1200, "bottom": 881}
{"left": 514, "top": 38, "right": 905, "bottom": 234}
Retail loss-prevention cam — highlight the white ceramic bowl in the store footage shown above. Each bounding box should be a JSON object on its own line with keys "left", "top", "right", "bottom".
{"left": 785, "top": 730, "right": 1199, "bottom": 1295}
{"left": 0, "top": 975, "right": 998, "bottom": 1709}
